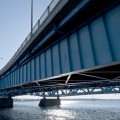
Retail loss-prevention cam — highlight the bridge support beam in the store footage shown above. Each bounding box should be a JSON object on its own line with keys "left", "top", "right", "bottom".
{"left": 0, "top": 97, "right": 13, "bottom": 108}
{"left": 38, "top": 97, "right": 61, "bottom": 107}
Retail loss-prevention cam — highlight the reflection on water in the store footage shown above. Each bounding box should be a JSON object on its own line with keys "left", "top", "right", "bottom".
{"left": 0, "top": 100, "right": 120, "bottom": 120}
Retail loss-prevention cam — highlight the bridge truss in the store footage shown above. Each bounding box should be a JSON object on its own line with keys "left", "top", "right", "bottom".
{"left": 0, "top": 62, "right": 120, "bottom": 98}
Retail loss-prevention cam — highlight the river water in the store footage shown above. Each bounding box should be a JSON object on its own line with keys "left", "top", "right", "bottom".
{"left": 0, "top": 99, "right": 120, "bottom": 120}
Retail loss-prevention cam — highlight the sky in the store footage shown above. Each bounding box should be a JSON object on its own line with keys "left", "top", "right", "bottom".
{"left": 0, "top": 0, "right": 52, "bottom": 69}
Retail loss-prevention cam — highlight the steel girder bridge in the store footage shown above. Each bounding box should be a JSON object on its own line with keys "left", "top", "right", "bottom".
{"left": 0, "top": 63, "right": 120, "bottom": 97}
{"left": 0, "top": 0, "right": 120, "bottom": 99}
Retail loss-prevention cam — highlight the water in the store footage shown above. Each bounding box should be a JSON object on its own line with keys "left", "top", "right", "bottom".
{"left": 0, "top": 99, "right": 120, "bottom": 120}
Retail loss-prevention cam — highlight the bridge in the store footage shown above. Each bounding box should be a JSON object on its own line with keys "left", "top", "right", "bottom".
{"left": 0, "top": 0, "right": 120, "bottom": 107}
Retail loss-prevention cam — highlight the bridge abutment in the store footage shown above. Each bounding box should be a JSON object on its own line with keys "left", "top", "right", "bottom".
{"left": 38, "top": 97, "right": 61, "bottom": 107}
{"left": 0, "top": 97, "right": 13, "bottom": 108}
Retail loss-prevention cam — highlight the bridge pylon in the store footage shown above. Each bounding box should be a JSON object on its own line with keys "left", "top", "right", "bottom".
{"left": 0, "top": 97, "right": 13, "bottom": 108}
{"left": 38, "top": 91, "right": 61, "bottom": 107}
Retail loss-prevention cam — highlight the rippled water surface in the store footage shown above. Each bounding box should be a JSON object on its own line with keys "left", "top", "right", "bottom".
{"left": 0, "top": 100, "right": 120, "bottom": 120}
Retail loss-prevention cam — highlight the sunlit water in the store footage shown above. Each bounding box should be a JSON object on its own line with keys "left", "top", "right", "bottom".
{"left": 0, "top": 100, "right": 120, "bottom": 120}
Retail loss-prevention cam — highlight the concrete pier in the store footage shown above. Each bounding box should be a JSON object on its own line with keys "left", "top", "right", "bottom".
{"left": 39, "top": 98, "right": 61, "bottom": 107}
{"left": 0, "top": 98, "right": 13, "bottom": 108}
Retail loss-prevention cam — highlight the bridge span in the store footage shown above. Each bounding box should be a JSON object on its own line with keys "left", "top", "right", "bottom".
{"left": 0, "top": 0, "right": 120, "bottom": 107}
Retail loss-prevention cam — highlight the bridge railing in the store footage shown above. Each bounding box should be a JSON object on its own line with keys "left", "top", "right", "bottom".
{"left": 19, "top": 0, "right": 61, "bottom": 53}
{"left": 0, "top": 0, "right": 61, "bottom": 74}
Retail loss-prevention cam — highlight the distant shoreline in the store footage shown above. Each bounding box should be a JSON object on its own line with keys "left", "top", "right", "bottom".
{"left": 13, "top": 98, "right": 120, "bottom": 101}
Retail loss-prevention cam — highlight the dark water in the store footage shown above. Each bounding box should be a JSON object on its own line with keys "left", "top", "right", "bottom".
{"left": 0, "top": 100, "right": 120, "bottom": 120}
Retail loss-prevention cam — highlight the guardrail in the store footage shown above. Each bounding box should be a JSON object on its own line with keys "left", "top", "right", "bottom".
{"left": 0, "top": 0, "right": 61, "bottom": 74}
{"left": 16, "top": 0, "right": 61, "bottom": 58}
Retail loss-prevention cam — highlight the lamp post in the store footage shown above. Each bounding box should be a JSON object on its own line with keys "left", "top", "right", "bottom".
{"left": 31, "top": 0, "right": 33, "bottom": 35}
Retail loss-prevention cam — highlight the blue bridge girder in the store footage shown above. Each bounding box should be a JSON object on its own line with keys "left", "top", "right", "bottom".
{"left": 0, "top": 0, "right": 120, "bottom": 97}
{"left": 0, "top": 62, "right": 120, "bottom": 97}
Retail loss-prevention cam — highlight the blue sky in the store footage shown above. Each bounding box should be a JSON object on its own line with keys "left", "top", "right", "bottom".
{"left": 0, "top": 0, "right": 52, "bottom": 69}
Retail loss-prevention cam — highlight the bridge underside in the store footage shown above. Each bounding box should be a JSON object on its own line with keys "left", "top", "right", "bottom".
{"left": 0, "top": 62, "right": 120, "bottom": 97}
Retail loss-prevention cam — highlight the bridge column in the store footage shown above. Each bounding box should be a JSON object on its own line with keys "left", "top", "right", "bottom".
{"left": 38, "top": 97, "right": 61, "bottom": 107}
{"left": 0, "top": 96, "right": 13, "bottom": 108}
{"left": 38, "top": 91, "right": 61, "bottom": 107}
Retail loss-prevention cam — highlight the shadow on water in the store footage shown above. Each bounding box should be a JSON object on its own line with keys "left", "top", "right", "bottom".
{"left": 39, "top": 105, "right": 61, "bottom": 110}
{"left": 0, "top": 108, "right": 13, "bottom": 120}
